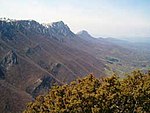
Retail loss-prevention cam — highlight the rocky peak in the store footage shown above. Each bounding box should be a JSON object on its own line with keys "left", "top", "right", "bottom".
{"left": 0, "top": 18, "right": 76, "bottom": 41}
{"left": 15, "top": 20, "right": 46, "bottom": 35}
{"left": 77, "top": 30, "right": 94, "bottom": 40}
{"left": 77, "top": 30, "right": 92, "bottom": 37}
{"left": 51, "top": 21, "right": 66, "bottom": 27}
{"left": 77, "top": 30, "right": 89, "bottom": 35}
{"left": 0, "top": 18, "right": 16, "bottom": 22}
{"left": 17, "top": 20, "right": 43, "bottom": 29}
{"left": 46, "top": 21, "right": 75, "bottom": 38}
{"left": 0, "top": 19, "right": 45, "bottom": 35}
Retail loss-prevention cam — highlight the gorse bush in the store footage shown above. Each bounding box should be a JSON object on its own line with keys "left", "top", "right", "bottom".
{"left": 23, "top": 70, "right": 150, "bottom": 113}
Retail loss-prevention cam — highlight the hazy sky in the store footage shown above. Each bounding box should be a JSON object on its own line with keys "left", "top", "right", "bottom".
{"left": 0, "top": 0, "right": 150, "bottom": 39}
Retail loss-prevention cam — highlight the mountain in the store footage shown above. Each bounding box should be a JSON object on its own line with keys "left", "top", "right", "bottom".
{"left": 77, "top": 30, "right": 94, "bottom": 41}
{"left": 0, "top": 18, "right": 107, "bottom": 113}
{"left": 0, "top": 18, "right": 150, "bottom": 113}
{"left": 76, "top": 30, "right": 150, "bottom": 74}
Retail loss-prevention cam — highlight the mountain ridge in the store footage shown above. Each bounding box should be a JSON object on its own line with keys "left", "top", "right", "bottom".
{"left": 0, "top": 18, "right": 108, "bottom": 113}
{"left": 0, "top": 18, "right": 150, "bottom": 113}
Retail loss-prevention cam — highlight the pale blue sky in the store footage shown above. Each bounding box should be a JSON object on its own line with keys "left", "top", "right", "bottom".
{"left": 0, "top": 0, "right": 150, "bottom": 39}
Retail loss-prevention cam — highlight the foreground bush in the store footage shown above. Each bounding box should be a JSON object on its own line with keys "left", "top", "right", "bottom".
{"left": 23, "top": 70, "right": 150, "bottom": 113}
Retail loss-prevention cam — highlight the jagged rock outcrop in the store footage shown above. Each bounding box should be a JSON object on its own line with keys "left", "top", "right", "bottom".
{"left": 48, "top": 21, "right": 75, "bottom": 39}
{"left": 0, "top": 19, "right": 76, "bottom": 42}
{"left": 26, "top": 76, "right": 55, "bottom": 97}
{"left": 25, "top": 45, "right": 42, "bottom": 56}
{"left": 50, "top": 63, "right": 62, "bottom": 75}
{"left": 0, "top": 50, "right": 18, "bottom": 70}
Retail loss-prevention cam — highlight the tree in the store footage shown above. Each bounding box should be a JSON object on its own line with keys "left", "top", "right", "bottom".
{"left": 23, "top": 70, "right": 150, "bottom": 113}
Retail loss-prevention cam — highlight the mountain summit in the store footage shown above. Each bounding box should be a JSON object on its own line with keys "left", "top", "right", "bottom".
{"left": 76, "top": 30, "right": 94, "bottom": 41}
{"left": 47, "top": 21, "right": 75, "bottom": 39}
{"left": 0, "top": 19, "right": 75, "bottom": 41}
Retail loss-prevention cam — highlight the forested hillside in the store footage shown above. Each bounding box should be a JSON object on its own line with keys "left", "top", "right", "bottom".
{"left": 24, "top": 70, "right": 150, "bottom": 113}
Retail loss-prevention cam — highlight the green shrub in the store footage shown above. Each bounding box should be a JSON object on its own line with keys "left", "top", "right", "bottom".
{"left": 23, "top": 70, "right": 150, "bottom": 113}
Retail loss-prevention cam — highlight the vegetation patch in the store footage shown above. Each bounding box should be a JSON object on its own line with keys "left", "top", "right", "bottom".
{"left": 24, "top": 70, "right": 150, "bottom": 113}
{"left": 106, "top": 56, "right": 119, "bottom": 63}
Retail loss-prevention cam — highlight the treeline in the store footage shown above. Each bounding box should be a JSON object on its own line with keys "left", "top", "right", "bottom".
{"left": 23, "top": 70, "right": 150, "bottom": 113}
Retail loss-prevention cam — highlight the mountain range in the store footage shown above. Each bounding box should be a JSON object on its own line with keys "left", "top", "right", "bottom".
{"left": 0, "top": 18, "right": 150, "bottom": 113}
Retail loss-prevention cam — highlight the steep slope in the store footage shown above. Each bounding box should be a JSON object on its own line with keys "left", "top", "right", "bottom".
{"left": 0, "top": 19, "right": 107, "bottom": 113}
